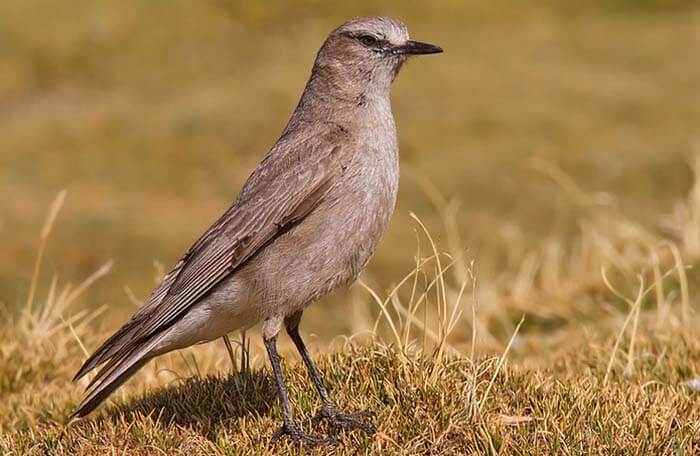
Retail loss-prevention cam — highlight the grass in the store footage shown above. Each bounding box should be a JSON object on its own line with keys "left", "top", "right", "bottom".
{"left": 3, "top": 156, "right": 700, "bottom": 453}
{"left": 2, "top": 1, "right": 700, "bottom": 454}
{"left": 3, "top": 315, "right": 700, "bottom": 454}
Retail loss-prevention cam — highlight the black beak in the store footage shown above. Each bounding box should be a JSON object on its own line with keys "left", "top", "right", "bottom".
{"left": 393, "top": 40, "right": 443, "bottom": 55}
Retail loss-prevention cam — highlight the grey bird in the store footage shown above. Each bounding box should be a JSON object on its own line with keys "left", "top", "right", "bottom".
{"left": 72, "top": 16, "right": 442, "bottom": 444}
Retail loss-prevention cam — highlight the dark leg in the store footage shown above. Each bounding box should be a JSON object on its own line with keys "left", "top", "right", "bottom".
{"left": 285, "top": 311, "right": 376, "bottom": 434}
{"left": 263, "top": 334, "right": 336, "bottom": 446}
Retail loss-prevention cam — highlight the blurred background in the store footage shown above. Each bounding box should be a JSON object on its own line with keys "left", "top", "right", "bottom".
{"left": 1, "top": 0, "right": 699, "bottom": 354}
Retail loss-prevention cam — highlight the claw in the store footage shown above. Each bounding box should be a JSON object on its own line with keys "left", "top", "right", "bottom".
{"left": 271, "top": 423, "right": 339, "bottom": 447}
{"left": 312, "top": 406, "right": 377, "bottom": 434}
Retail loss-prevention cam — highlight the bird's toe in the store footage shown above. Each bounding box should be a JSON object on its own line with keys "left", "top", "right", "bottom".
{"left": 271, "top": 422, "right": 339, "bottom": 447}
{"left": 312, "top": 406, "right": 377, "bottom": 434}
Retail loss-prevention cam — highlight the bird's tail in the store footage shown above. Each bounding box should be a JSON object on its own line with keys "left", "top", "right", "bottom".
{"left": 71, "top": 334, "right": 164, "bottom": 418}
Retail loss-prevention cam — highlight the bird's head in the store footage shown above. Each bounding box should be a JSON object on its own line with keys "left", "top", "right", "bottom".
{"left": 312, "top": 17, "right": 442, "bottom": 99}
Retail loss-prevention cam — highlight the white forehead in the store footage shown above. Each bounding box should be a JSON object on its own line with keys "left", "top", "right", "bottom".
{"left": 337, "top": 16, "right": 409, "bottom": 44}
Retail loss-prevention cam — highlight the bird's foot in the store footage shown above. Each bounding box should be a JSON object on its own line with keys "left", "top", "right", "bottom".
{"left": 312, "top": 405, "right": 377, "bottom": 434}
{"left": 271, "top": 422, "right": 338, "bottom": 447}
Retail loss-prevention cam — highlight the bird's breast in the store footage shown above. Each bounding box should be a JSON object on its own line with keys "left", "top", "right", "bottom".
{"left": 322, "top": 119, "right": 400, "bottom": 277}
{"left": 243, "top": 104, "right": 400, "bottom": 313}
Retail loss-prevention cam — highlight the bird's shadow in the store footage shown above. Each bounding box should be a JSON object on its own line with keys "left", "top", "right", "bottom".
{"left": 91, "top": 369, "right": 276, "bottom": 441}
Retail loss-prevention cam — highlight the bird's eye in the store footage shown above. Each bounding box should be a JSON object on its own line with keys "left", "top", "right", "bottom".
{"left": 358, "top": 34, "right": 378, "bottom": 46}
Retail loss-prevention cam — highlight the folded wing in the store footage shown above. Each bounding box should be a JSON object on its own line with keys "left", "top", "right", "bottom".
{"left": 71, "top": 142, "right": 341, "bottom": 416}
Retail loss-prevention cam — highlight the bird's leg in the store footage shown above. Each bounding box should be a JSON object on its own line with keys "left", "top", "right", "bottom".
{"left": 285, "top": 312, "right": 376, "bottom": 434}
{"left": 263, "top": 333, "right": 336, "bottom": 446}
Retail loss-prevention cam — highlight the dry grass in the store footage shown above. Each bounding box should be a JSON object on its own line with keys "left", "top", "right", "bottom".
{"left": 4, "top": 340, "right": 700, "bottom": 455}
{"left": 3, "top": 153, "right": 700, "bottom": 453}
{"left": 2, "top": 1, "right": 700, "bottom": 454}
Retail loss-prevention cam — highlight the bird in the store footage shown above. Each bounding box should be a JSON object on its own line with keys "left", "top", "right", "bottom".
{"left": 71, "top": 16, "right": 442, "bottom": 445}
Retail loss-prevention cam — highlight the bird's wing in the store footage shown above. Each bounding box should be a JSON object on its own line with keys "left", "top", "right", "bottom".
{"left": 73, "top": 141, "right": 342, "bottom": 382}
{"left": 131, "top": 145, "right": 340, "bottom": 341}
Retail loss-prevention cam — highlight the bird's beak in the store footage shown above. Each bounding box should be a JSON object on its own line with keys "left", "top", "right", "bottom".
{"left": 393, "top": 40, "right": 443, "bottom": 55}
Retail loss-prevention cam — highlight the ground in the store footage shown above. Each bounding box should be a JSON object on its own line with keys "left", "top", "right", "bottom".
{"left": 1, "top": 1, "right": 700, "bottom": 454}
{"left": 2, "top": 323, "right": 700, "bottom": 454}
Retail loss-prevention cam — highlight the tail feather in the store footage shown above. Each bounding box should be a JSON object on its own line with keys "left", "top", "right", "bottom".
{"left": 71, "top": 333, "right": 165, "bottom": 417}
{"left": 73, "top": 268, "right": 181, "bottom": 383}
{"left": 71, "top": 357, "right": 150, "bottom": 418}
{"left": 72, "top": 321, "right": 142, "bottom": 382}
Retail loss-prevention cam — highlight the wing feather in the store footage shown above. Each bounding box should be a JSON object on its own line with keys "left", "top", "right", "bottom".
{"left": 73, "top": 142, "right": 341, "bottom": 383}
{"left": 132, "top": 151, "right": 338, "bottom": 340}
